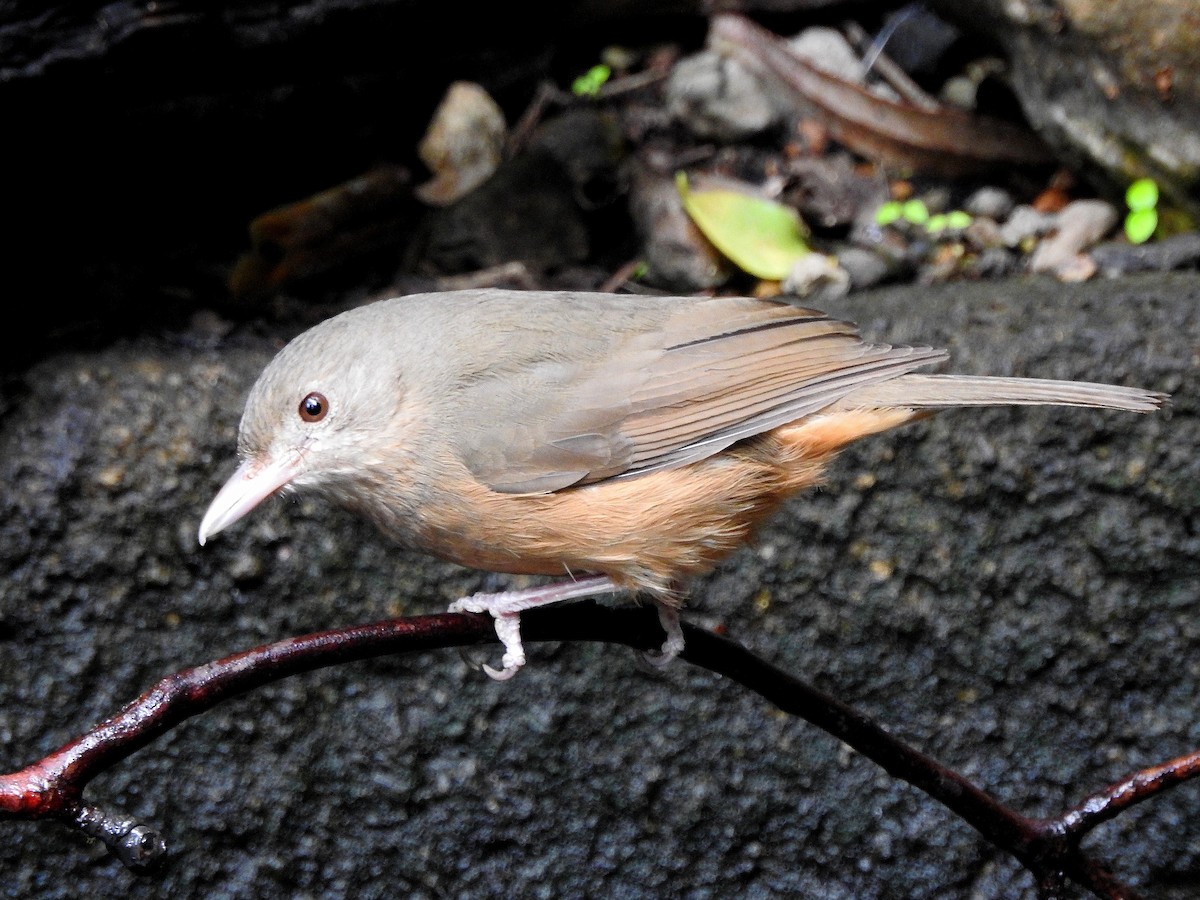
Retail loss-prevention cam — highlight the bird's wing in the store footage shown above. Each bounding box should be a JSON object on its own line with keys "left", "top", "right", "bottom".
{"left": 459, "top": 295, "right": 946, "bottom": 493}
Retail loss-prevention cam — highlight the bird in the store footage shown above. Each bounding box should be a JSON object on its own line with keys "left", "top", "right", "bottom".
{"left": 198, "top": 289, "right": 1163, "bottom": 679}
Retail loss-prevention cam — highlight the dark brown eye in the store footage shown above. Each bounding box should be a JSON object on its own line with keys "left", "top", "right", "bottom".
{"left": 299, "top": 391, "right": 328, "bottom": 423}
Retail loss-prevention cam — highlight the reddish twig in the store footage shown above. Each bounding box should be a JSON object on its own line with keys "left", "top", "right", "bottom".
{"left": 1059, "top": 748, "right": 1200, "bottom": 833}
{"left": 0, "top": 602, "right": 1195, "bottom": 895}
{"left": 0, "top": 613, "right": 493, "bottom": 869}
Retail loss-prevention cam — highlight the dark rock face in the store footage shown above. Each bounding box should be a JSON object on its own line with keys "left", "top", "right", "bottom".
{"left": 2, "top": 273, "right": 1197, "bottom": 898}
{"left": 929, "top": 0, "right": 1200, "bottom": 220}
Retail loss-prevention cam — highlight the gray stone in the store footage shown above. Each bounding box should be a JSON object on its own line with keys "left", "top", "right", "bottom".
{"left": 2, "top": 273, "right": 1197, "bottom": 898}
{"left": 666, "top": 50, "right": 779, "bottom": 142}
{"left": 929, "top": 0, "right": 1200, "bottom": 220}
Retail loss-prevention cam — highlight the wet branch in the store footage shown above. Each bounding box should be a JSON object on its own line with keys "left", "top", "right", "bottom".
{"left": 1, "top": 602, "right": 1196, "bottom": 895}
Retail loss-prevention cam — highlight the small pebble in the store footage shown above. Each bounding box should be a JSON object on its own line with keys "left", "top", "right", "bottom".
{"left": 627, "top": 166, "right": 730, "bottom": 290}
{"left": 782, "top": 252, "right": 850, "bottom": 301}
{"left": 1029, "top": 199, "right": 1118, "bottom": 275}
{"left": 964, "top": 186, "right": 1015, "bottom": 220}
{"left": 836, "top": 246, "right": 895, "bottom": 290}
{"left": 963, "top": 216, "right": 1004, "bottom": 250}
{"left": 95, "top": 465, "right": 125, "bottom": 490}
{"left": 229, "top": 550, "right": 266, "bottom": 585}
{"left": 666, "top": 51, "right": 778, "bottom": 142}
{"left": 969, "top": 246, "right": 1019, "bottom": 278}
{"left": 787, "top": 27, "right": 900, "bottom": 102}
{"left": 999, "top": 205, "right": 1058, "bottom": 247}
{"left": 788, "top": 27, "right": 867, "bottom": 83}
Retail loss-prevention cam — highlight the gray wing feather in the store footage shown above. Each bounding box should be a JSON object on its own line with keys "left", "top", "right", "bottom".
{"left": 459, "top": 294, "right": 945, "bottom": 493}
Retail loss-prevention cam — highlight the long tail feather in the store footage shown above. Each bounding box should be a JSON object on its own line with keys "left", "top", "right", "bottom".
{"left": 839, "top": 374, "right": 1165, "bottom": 413}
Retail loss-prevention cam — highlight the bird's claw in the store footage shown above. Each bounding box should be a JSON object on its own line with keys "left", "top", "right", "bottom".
{"left": 450, "top": 599, "right": 528, "bottom": 680}
{"left": 482, "top": 661, "right": 521, "bottom": 681}
{"left": 479, "top": 613, "right": 526, "bottom": 680}
{"left": 448, "top": 577, "right": 683, "bottom": 678}
{"left": 448, "top": 576, "right": 621, "bottom": 679}
{"left": 642, "top": 604, "right": 685, "bottom": 668}
{"left": 447, "top": 596, "right": 485, "bottom": 615}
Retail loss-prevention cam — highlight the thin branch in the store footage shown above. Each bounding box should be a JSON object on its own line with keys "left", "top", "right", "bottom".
{"left": 0, "top": 613, "right": 493, "bottom": 819}
{"left": 1058, "top": 748, "right": 1200, "bottom": 834}
{"left": 0, "top": 602, "right": 1195, "bottom": 896}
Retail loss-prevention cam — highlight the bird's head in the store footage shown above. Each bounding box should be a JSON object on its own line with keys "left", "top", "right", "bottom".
{"left": 198, "top": 313, "right": 408, "bottom": 546}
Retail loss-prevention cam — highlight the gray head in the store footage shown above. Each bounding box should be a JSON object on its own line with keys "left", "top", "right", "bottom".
{"left": 198, "top": 307, "right": 411, "bottom": 545}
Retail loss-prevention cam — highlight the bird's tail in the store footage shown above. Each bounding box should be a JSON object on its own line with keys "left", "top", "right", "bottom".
{"left": 838, "top": 374, "right": 1165, "bottom": 413}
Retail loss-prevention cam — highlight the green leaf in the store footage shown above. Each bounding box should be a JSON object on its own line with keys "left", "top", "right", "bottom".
{"left": 1124, "top": 208, "right": 1158, "bottom": 244}
{"left": 1125, "top": 178, "right": 1159, "bottom": 212}
{"left": 925, "top": 213, "right": 949, "bottom": 234}
{"left": 875, "top": 201, "right": 903, "bottom": 226}
{"left": 571, "top": 64, "right": 611, "bottom": 97}
{"left": 901, "top": 199, "right": 929, "bottom": 225}
{"left": 676, "top": 172, "right": 810, "bottom": 280}
{"left": 946, "top": 210, "right": 973, "bottom": 230}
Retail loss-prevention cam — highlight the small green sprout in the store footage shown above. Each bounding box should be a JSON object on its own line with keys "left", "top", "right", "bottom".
{"left": 875, "top": 201, "right": 903, "bottom": 226}
{"left": 876, "top": 199, "right": 935, "bottom": 227}
{"left": 901, "top": 199, "right": 929, "bottom": 225}
{"left": 572, "top": 64, "right": 612, "bottom": 97}
{"left": 880, "top": 200, "right": 971, "bottom": 235}
{"left": 1123, "top": 178, "right": 1159, "bottom": 244}
{"left": 925, "top": 210, "right": 974, "bottom": 234}
{"left": 946, "top": 210, "right": 973, "bottom": 230}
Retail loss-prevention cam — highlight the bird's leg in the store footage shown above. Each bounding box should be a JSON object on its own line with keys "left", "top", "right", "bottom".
{"left": 642, "top": 602, "right": 685, "bottom": 668}
{"left": 449, "top": 575, "right": 621, "bottom": 680}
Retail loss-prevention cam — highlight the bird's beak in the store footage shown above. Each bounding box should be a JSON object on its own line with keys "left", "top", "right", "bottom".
{"left": 198, "top": 453, "right": 301, "bottom": 546}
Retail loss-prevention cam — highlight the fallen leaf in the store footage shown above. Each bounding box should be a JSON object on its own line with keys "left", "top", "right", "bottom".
{"left": 676, "top": 172, "right": 810, "bottom": 280}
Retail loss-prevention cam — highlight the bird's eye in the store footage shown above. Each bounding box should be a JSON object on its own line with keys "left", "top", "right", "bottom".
{"left": 298, "top": 391, "right": 328, "bottom": 423}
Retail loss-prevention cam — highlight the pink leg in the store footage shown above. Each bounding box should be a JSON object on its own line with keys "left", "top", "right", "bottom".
{"left": 448, "top": 575, "right": 621, "bottom": 680}
{"left": 643, "top": 603, "right": 685, "bottom": 668}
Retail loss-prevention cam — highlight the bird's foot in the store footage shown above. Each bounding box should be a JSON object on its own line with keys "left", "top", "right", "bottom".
{"left": 642, "top": 604, "right": 685, "bottom": 669}
{"left": 449, "top": 575, "right": 621, "bottom": 680}
{"left": 480, "top": 614, "right": 524, "bottom": 681}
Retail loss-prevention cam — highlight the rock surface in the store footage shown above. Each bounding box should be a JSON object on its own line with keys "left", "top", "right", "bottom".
{"left": 2, "top": 272, "right": 1197, "bottom": 898}
{"left": 930, "top": 0, "right": 1200, "bottom": 220}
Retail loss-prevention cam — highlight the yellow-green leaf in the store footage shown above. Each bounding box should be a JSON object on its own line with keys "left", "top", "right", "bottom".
{"left": 1125, "top": 178, "right": 1159, "bottom": 213}
{"left": 901, "top": 199, "right": 929, "bottom": 225}
{"left": 676, "top": 172, "right": 809, "bottom": 280}
{"left": 572, "top": 64, "right": 611, "bottom": 97}
{"left": 875, "top": 201, "right": 903, "bottom": 226}
{"left": 1124, "top": 208, "right": 1158, "bottom": 244}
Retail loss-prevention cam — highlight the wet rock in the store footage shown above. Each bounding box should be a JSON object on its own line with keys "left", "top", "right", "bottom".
{"left": 2, "top": 273, "right": 1197, "bottom": 897}
{"left": 1091, "top": 232, "right": 1200, "bottom": 276}
{"left": 929, "top": 0, "right": 1200, "bottom": 221}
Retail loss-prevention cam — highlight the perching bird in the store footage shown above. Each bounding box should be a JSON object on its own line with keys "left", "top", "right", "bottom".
{"left": 198, "top": 289, "right": 1163, "bottom": 678}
